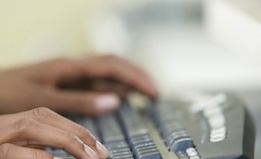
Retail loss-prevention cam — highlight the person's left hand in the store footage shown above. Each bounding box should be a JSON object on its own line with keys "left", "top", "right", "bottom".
{"left": 0, "top": 55, "right": 157, "bottom": 116}
{"left": 0, "top": 107, "right": 110, "bottom": 159}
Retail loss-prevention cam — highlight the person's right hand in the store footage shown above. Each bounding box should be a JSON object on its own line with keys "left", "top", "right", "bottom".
{"left": 0, "top": 107, "right": 110, "bottom": 159}
{"left": 0, "top": 55, "right": 158, "bottom": 116}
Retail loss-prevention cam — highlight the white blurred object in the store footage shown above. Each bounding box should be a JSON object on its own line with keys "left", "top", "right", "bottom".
{"left": 132, "top": 25, "right": 261, "bottom": 93}
{"left": 85, "top": 0, "right": 201, "bottom": 56}
{"left": 85, "top": 0, "right": 261, "bottom": 94}
{"left": 204, "top": 0, "right": 261, "bottom": 61}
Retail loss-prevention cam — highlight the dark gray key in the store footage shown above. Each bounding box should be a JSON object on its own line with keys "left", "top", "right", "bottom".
{"left": 111, "top": 150, "right": 132, "bottom": 156}
{"left": 176, "top": 151, "right": 189, "bottom": 159}
{"left": 105, "top": 141, "right": 129, "bottom": 149}
{"left": 167, "top": 131, "right": 190, "bottom": 147}
{"left": 133, "top": 142, "right": 156, "bottom": 151}
{"left": 171, "top": 137, "right": 194, "bottom": 152}
{"left": 137, "top": 150, "right": 162, "bottom": 159}
{"left": 112, "top": 154, "right": 134, "bottom": 158}
{"left": 134, "top": 145, "right": 158, "bottom": 152}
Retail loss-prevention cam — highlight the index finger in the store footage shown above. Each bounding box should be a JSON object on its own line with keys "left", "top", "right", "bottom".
{"left": 27, "top": 107, "right": 110, "bottom": 159}
{"left": 80, "top": 55, "right": 158, "bottom": 98}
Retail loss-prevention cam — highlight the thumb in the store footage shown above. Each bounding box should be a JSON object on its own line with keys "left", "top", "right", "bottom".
{"left": 42, "top": 89, "right": 120, "bottom": 116}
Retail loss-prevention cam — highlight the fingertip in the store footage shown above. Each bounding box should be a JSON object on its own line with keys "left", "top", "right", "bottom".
{"left": 84, "top": 144, "right": 99, "bottom": 159}
{"left": 139, "top": 80, "right": 159, "bottom": 98}
{"left": 94, "top": 94, "right": 120, "bottom": 112}
{"left": 148, "top": 84, "right": 159, "bottom": 98}
{"left": 150, "top": 90, "right": 159, "bottom": 99}
{"left": 96, "top": 141, "right": 110, "bottom": 159}
{"left": 53, "top": 157, "right": 64, "bottom": 159}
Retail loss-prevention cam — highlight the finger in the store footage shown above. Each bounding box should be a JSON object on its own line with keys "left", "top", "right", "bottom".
{"left": 57, "top": 78, "right": 131, "bottom": 97}
{"left": 42, "top": 89, "right": 120, "bottom": 116}
{"left": 27, "top": 107, "right": 110, "bottom": 158}
{"left": 80, "top": 55, "right": 158, "bottom": 98}
{"left": 84, "top": 79, "right": 131, "bottom": 97}
{"left": 0, "top": 143, "right": 54, "bottom": 159}
{"left": 1, "top": 118, "right": 98, "bottom": 159}
{"left": 26, "top": 145, "right": 46, "bottom": 150}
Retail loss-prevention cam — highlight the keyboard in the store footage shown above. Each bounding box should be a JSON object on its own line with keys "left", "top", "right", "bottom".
{"left": 46, "top": 92, "right": 256, "bottom": 159}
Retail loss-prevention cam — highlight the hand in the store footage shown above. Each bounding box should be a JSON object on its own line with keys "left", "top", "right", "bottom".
{"left": 0, "top": 55, "right": 157, "bottom": 115}
{"left": 0, "top": 107, "right": 109, "bottom": 159}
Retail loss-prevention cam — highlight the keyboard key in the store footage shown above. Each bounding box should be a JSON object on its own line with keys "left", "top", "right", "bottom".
{"left": 186, "top": 147, "right": 198, "bottom": 156}
{"left": 171, "top": 137, "right": 194, "bottom": 152}
{"left": 137, "top": 150, "right": 162, "bottom": 159}
{"left": 111, "top": 155, "right": 134, "bottom": 159}
{"left": 112, "top": 150, "right": 132, "bottom": 155}
{"left": 189, "top": 156, "right": 201, "bottom": 159}
{"left": 176, "top": 151, "right": 189, "bottom": 159}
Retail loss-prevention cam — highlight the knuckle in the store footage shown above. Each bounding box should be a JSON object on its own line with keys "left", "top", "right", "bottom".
{"left": 78, "top": 126, "right": 91, "bottom": 136}
{"left": 0, "top": 143, "right": 13, "bottom": 157}
{"left": 63, "top": 132, "right": 81, "bottom": 145}
{"left": 13, "top": 118, "right": 36, "bottom": 132}
{"left": 76, "top": 126, "right": 96, "bottom": 147}
{"left": 77, "top": 126, "right": 92, "bottom": 139}
{"left": 31, "top": 107, "right": 52, "bottom": 120}
{"left": 62, "top": 133, "right": 85, "bottom": 150}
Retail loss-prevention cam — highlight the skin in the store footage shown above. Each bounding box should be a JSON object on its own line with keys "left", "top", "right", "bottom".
{"left": 0, "top": 55, "right": 158, "bottom": 158}
{"left": 0, "top": 55, "right": 158, "bottom": 115}
{"left": 0, "top": 107, "right": 104, "bottom": 159}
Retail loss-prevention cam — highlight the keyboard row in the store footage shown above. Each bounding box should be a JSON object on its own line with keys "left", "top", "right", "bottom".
{"left": 152, "top": 102, "right": 201, "bottom": 159}
{"left": 47, "top": 102, "right": 162, "bottom": 159}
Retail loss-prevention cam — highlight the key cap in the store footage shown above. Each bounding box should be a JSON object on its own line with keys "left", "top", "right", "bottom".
{"left": 171, "top": 137, "right": 194, "bottom": 152}
{"left": 137, "top": 150, "right": 162, "bottom": 159}
{"left": 176, "top": 151, "right": 189, "bottom": 159}
{"left": 186, "top": 148, "right": 198, "bottom": 156}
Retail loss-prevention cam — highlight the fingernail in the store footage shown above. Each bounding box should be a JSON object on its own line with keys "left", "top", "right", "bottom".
{"left": 96, "top": 141, "right": 110, "bottom": 158}
{"left": 84, "top": 144, "right": 99, "bottom": 159}
{"left": 53, "top": 157, "right": 64, "bottom": 159}
{"left": 94, "top": 95, "right": 119, "bottom": 111}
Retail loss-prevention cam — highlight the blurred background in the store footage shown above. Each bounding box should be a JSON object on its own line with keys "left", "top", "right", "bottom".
{"left": 1, "top": 0, "right": 261, "bottom": 93}
{"left": 1, "top": 0, "right": 261, "bottom": 158}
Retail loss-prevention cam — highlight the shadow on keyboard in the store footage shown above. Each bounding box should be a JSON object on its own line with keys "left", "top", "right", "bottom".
{"left": 46, "top": 92, "right": 256, "bottom": 159}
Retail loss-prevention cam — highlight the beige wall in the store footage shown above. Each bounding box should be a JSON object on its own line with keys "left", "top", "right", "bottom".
{"left": 0, "top": 1, "right": 104, "bottom": 68}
